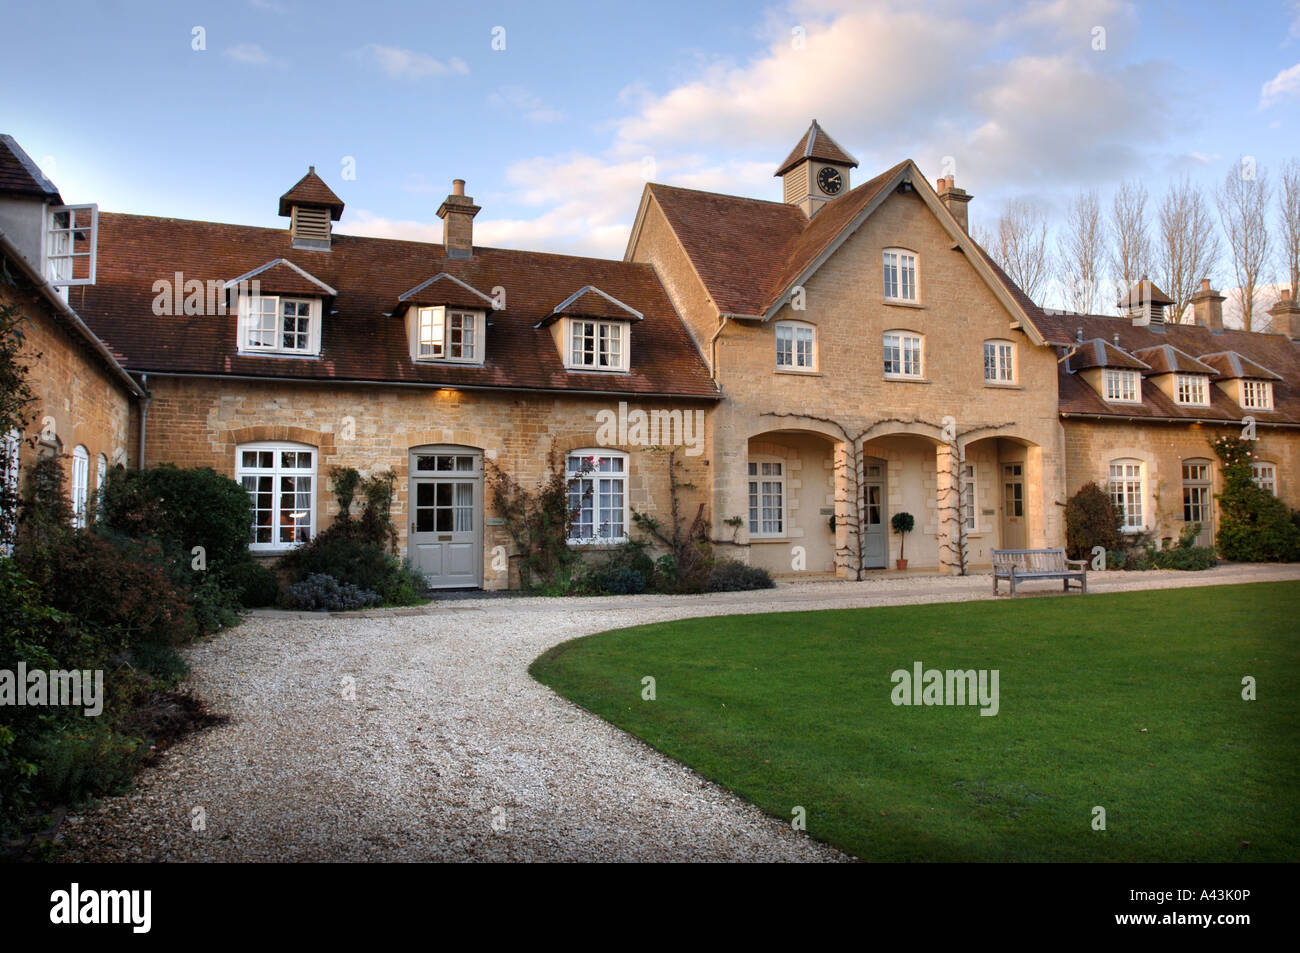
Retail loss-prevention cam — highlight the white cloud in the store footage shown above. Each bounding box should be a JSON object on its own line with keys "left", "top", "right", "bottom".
{"left": 223, "top": 43, "right": 279, "bottom": 66}
{"left": 355, "top": 44, "right": 469, "bottom": 80}
{"left": 1261, "top": 61, "right": 1300, "bottom": 108}
{"left": 487, "top": 86, "right": 565, "bottom": 123}
{"left": 247, "top": 0, "right": 288, "bottom": 13}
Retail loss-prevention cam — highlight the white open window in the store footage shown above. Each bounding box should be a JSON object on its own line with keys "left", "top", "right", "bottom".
{"left": 566, "top": 451, "right": 627, "bottom": 542}
{"left": 1240, "top": 380, "right": 1274, "bottom": 411}
{"left": 237, "top": 443, "right": 316, "bottom": 551}
{"left": 1251, "top": 462, "right": 1277, "bottom": 496}
{"left": 1174, "top": 373, "right": 1209, "bottom": 406}
{"left": 1103, "top": 368, "right": 1141, "bottom": 403}
{"left": 70, "top": 445, "right": 89, "bottom": 528}
{"left": 983, "top": 340, "right": 1015, "bottom": 384}
{"left": 239, "top": 295, "right": 321, "bottom": 356}
{"left": 748, "top": 458, "right": 786, "bottom": 538}
{"left": 882, "top": 248, "right": 918, "bottom": 302}
{"left": 883, "top": 330, "right": 924, "bottom": 379}
{"left": 1109, "top": 459, "right": 1146, "bottom": 532}
{"left": 45, "top": 204, "right": 98, "bottom": 287}
{"left": 568, "top": 319, "right": 627, "bottom": 372}
{"left": 2, "top": 428, "right": 19, "bottom": 555}
{"left": 775, "top": 321, "right": 816, "bottom": 371}
{"left": 414, "top": 307, "right": 481, "bottom": 362}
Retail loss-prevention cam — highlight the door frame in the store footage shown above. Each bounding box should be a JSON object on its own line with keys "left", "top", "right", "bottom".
{"left": 1000, "top": 461, "right": 1026, "bottom": 549}
{"left": 408, "top": 445, "right": 484, "bottom": 589}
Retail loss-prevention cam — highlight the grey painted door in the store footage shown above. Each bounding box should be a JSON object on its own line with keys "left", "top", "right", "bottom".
{"left": 409, "top": 449, "right": 482, "bottom": 589}
{"left": 862, "top": 458, "right": 887, "bottom": 569}
{"left": 1001, "top": 463, "right": 1026, "bottom": 549}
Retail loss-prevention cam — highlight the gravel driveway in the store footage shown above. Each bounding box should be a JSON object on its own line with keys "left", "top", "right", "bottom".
{"left": 60, "top": 563, "right": 1300, "bottom": 862}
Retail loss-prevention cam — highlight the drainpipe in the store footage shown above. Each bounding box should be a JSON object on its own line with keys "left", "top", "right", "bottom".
{"left": 708, "top": 314, "right": 731, "bottom": 381}
{"left": 137, "top": 374, "right": 151, "bottom": 470}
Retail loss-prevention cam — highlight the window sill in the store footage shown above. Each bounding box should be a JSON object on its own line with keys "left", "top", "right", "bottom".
{"left": 413, "top": 356, "right": 485, "bottom": 366}
{"left": 569, "top": 538, "right": 631, "bottom": 550}
{"left": 749, "top": 535, "right": 789, "bottom": 543}
{"left": 883, "top": 375, "right": 930, "bottom": 384}
{"left": 775, "top": 368, "right": 822, "bottom": 377}
{"left": 564, "top": 367, "right": 630, "bottom": 375}
{"left": 983, "top": 381, "right": 1020, "bottom": 389}
{"left": 237, "top": 351, "right": 321, "bottom": 360}
{"left": 882, "top": 299, "right": 924, "bottom": 309}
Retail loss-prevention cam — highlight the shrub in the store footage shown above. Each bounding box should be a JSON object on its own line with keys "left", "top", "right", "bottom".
{"left": 705, "top": 559, "right": 775, "bottom": 592}
{"left": 487, "top": 453, "right": 586, "bottom": 591}
{"left": 1152, "top": 545, "right": 1217, "bottom": 571}
{"left": 25, "top": 721, "right": 144, "bottom": 806}
{"left": 98, "top": 465, "right": 253, "bottom": 576}
{"left": 1211, "top": 435, "right": 1300, "bottom": 562}
{"left": 226, "top": 559, "right": 280, "bottom": 608}
{"left": 594, "top": 566, "right": 646, "bottom": 595}
{"left": 128, "top": 642, "right": 191, "bottom": 686}
{"left": 280, "top": 573, "right": 381, "bottom": 612}
{"left": 1064, "top": 482, "right": 1124, "bottom": 560}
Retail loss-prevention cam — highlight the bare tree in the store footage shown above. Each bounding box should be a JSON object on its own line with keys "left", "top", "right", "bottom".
{"left": 978, "top": 198, "right": 1053, "bottom": 305}
{"left": 1056, "top": 188, "right": 1104, "bottom": 315}
{"left": 1216, "top": 159, "right": 1272, "bottom": 331}
{"left": 1108, "top": 179, "right": 1152, "bottom": 313}
{"left": 1156, "top": 175, "right": 1221, "bottom": 323}
{"left": 1279, "top": 158, "right": 1300, "bottom": 301}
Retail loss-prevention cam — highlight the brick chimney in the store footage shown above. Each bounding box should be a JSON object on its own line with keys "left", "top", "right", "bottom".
{"left": 437, "top": 179, "right": 480, "bottom": 259}
{"left": 1190, "top": 278, "right": 1224, "bottom": 333}
{"left": 937, "top": 175, "right": 972, "bottom": 232}
{"left": 1267, "top": 288, "right": 1300, "bottom": 340}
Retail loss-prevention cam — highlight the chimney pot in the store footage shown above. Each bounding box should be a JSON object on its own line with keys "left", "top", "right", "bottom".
{"left": 1267, "top": 287, "right": 1300, "bottom": 340}
{"left": 936, "top": 178, "right": 946, "bottom": 192}
{"left": 1200, "top": 278, "right": 1210, "bottom": 292}
{"left": 453, "top": 178, "right": 465, "bottom": 196}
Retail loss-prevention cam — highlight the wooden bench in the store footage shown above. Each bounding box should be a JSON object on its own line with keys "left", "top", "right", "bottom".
{"left": 992, "top": 548, "right": 1087, "bottom": 597}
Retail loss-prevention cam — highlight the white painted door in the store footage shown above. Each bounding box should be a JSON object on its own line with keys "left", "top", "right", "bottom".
{"left": 862, "top": 458, "right": 887, "bottom": 569}
{"left": 1001, "top": 463, "right": 1026, "bottom": 549}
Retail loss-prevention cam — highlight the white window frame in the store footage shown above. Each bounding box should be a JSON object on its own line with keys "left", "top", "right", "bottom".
{"left": 236, "top": 442, "right": 317, "bottom": 552}
{"left": 961, "top": 462, "right": 978, "bottom": 532}
{"left": 1103, "top": 368, "right": 1141, "bottom": 403}
{"left": 238, "top": 294, "right": 321, "bottom": 356}
{"left": 775, "top": 320, "right": 816, "bottom": 371}
{"left": 1109, "top": 459, "right": 1146, "bottom": 533}
{"left": 883, "top": 330, "right": 924, "bottom": 379}
{"left": 70, "top": 445, "right": 89, "bottom": 528}
{"left": 413, "top": 306, "right": 482, "bottom": 363}
{"left": 747, "top": 458, "right": 786, "bottom": 538}
{"left": 2, "top": 428, "right": 20, "bottom": 555}
{"left": 567, "top": 319, "right": 628, "bottom": 372}
{"left": 1241, "top": 379, "right": 1274, "bottom": 411}
{"left": 1251, "top": 461, "right": 1277, "bottom": 496}
{"left": 983, "top": 340, "right": 1015, "bottom": 384}
{"left": 566, "top": 450, "right": 628, "bottom": 543}
{"left": 882, "top": 248, "right": 919, "bottom": 303}
{"left": 45, "top": 204, "right": 98, "bottom": 287}
{"left": 1173, "top": 373, "right": 1209, "bottom": 406}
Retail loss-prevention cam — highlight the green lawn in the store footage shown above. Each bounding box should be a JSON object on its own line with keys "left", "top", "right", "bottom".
{"left": 530, "top": 581, "right": 1300, "bottom": 861}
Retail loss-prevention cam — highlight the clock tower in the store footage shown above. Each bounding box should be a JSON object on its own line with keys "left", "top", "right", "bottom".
{"left": 776, "top": 120, "right": 858, "bottom": 218}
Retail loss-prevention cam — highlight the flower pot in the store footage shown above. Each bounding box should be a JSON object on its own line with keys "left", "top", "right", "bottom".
{"left": 896, "top": 558, "right": 908, "bottom": 571}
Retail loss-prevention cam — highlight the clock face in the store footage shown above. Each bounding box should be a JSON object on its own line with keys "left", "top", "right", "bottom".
{"left": 817, "top": 166, "right": 843, "bottom": 195}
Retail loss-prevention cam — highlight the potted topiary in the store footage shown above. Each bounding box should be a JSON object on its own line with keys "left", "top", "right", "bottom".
{"left": 891, "top": 511, "right": 915, "bottom": 570}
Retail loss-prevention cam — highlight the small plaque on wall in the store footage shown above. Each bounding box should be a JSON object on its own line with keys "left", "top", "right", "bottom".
{"left": 486, "top": 517, "right": 506, "bottom": 526}
{"left": 819, "top": 507, "right": 834, "bottom": 516}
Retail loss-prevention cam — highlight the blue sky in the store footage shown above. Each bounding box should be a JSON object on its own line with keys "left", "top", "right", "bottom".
{"left": 3, "top": 0, "right": 1298, "bottom": 272}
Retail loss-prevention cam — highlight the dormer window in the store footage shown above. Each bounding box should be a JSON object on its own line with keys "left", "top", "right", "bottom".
{"left": 1103, "top": 368, "right": 1140, "bottom": 403}
{"left": 568, "top": 319, "right": 626, "bottom": 372}
{"left": 1174, "top": 373, "right": 1209, "bottom": 407}
{"left": 45, "top": 204, "right": 98, "bottom": 287}
{"left": 882, "top": 248, "right": 918, "bottom": 303}
{"left": 240, "top": 294, "right": 320, "bottom": 356}
{"left": 415, "top": 307, "right": 480, "bottom": 362}
{"left": 1241, "top": 380, "right": 1274, "bottom": 411}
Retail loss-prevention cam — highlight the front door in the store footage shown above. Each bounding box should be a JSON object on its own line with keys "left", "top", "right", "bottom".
{"left": 1001, "top": 463, "right": 1026, "bottom": 549}
{"left": 409, "top": 448, "right": 482, "bottom": 589}
{"left": 1182, "top": 460, "right": 1213, "bottom": 548}
{"left": 862, "top": 458, "right": 887, "bottom": 569}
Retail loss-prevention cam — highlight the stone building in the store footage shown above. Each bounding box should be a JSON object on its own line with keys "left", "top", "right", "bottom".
{"left": 2, "top": 124, "right": 1296, "bottom": 584}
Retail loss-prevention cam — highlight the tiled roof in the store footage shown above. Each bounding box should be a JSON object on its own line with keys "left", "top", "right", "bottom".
{"left": 549, "top": 286, "right": 644, "bottom": 323}
{"left": 1041, "top": 312, "right": 1300, "bottom": 424}
{"left": 1197, "top": 350, "right": 1283, "bottom": 382}
{"left": 0, "top": 134, "right": 61, "bottom": 201}
{"left": 74, "top": 213, "right": 720, "bottom": 399}
{"left": 278, "top": 168, "right": 345, "bottom": 219}
{"left": 1117, "top": 277, "right": 1173, "bottom": 308}
{"left": 1067, "top": 338, "right": 1151, "bottom": 371}
{"left": 225, "top": 259, "right": 337, "bottom": 297}
{"left": 397, "top": 272, "right": 497, "bottom": 310}
{"left": 1130, "top": 344, "right": 1217, "bottom": 376}
{"left": 774, "top": 120, "right": 859, "bottom": 176}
